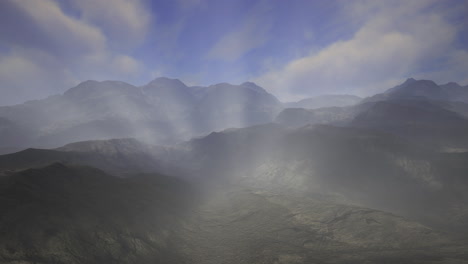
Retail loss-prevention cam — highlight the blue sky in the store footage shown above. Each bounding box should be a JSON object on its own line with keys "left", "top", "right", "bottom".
{"left": 0, "top": 0, "right": 467, "bottom": 105}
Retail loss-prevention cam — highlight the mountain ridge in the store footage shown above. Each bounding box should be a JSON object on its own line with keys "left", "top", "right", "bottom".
{"left": 0, "top": 77, "right": 283, "bottom": 150}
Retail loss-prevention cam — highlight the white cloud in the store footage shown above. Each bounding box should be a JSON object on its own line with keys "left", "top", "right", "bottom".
{"left": 207, "top": 0, "right": 273, "bottom": 62}
{"left": 71, "top": 0, "right": 151, "bottom": 47}
{"left": 72, "top": 51, "right": 144, "bottom": 82}
{"left": 0, "top": 49, "right": 77, "bottom": 105}
{"left": 12, "top": 0, "right": 106, "bottom": 56}
{"left": 112, "top": 55, "right": 141, "bottom": 75}
{"left": 0, "top": 0, "right": 151, "bottom": 105}
{"left": 255, "top": 0, "right": 468, "bottom": 101}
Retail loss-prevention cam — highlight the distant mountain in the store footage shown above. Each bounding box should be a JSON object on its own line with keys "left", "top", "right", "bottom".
{"left": 364, "top": 78, "right": 468, "bottom": 103}
{"left": 285, "top": 94, "right": 362, "bottom": 109}
{"left": 350, "top": 99, "right": 468, "bottom": 148}
{"left": 2, "top": 77, "right": 466, "bottom": 151}
{"left": 439, "top": 81, "right": 468, "bottom": 102}
{"left": 142, "top": 77, "right": 195, "bottom": 120}
{"left": 0, "top": 117, "right": 32, "bottom": 150}
{"left": 191, "top": 82, "right": 282, "bottom": 132}
{"left": 0, "top": 80, "right": 161, "bottom": 149}
{"left": 276, "top": 94, "right": 362, "bottom": 127}
{"left": 275, "top": 79, "right": 468, "bottom": 144}
{"left": 0, "top": 78, "right": 282, "bottom": 150}
{"left": 348, "top": 79, "right": 468, "bottom": 148}
{"left": 276, "top": 106, "right": 357, "bottom": 127}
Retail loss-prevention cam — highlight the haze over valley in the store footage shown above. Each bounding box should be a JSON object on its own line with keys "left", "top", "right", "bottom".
{"left": 1, "top": 0, "right": 468, "bottom": 263}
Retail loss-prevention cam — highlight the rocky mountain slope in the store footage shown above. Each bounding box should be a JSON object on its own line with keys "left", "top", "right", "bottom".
{"left": 157, "top": 124, "right": 468, "bottom": 236}
{"left": 3, "top": 122, "right": 468, "bottom": 239}
{"left": 0, "top": 139, "right": 165, "bottom": 176}
{"left": 276, "top": 79, "right": 468, "bottom": 149}
{"left": 1, "top": 163, "right": 466, "bottom": 264}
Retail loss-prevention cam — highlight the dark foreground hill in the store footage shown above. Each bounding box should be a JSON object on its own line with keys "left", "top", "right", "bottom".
{"left": 1, "top": 163, "right": 467, "bottom": 264}
{"left": 0, "top": 140, "right": 163, "bottom": 176}
{"left": 0, "top": 163, "right": 193, "bottom": 264}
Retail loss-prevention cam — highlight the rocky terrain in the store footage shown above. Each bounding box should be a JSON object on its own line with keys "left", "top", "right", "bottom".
{"left": 1, "top": 78, "right": 468, "bottom": 263}
{"left": 1, "top": 164, "right": 467, "bottom": 264}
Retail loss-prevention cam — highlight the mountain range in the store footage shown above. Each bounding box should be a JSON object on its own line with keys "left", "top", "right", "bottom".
{"left": 284, "top": 94, "right": 362, "bottom": 109}
{"left": 1, "top": 77, "right": 467, "bottom": 153}
{"left": 0, "top": 77, "right": 282, "bottom": 152}
{"left": 277, "top": 78, "right": 468, "bottom": 149}
{"left": 1, "top": 77, "right": 468, "bottom": 263}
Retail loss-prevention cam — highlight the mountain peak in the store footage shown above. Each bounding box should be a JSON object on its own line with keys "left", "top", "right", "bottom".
{"left": 147, "top": 77, "right": 187, "bottom": 88}
{"left": 241, "top": 81, "right": 258, "bottom": 87}
{"left": 241, "top": 81, "right": 267, "bottom": 93}
{"left": 208, "top": 82, "right": 268, "bottom": 94}
{"left": 440, "top": 82, "right": 462, "bottom": 88}
{"left": 211, "top": 82, "right": 232, "bottom": 87}
{"left": 399, "top": 78, "right": 439, "bottom": 88}
{"left": 63, "top": 80, "right": 136, "bottom": 99}
{"left": 389, "top": 79, "right": 443, "bottom": 99}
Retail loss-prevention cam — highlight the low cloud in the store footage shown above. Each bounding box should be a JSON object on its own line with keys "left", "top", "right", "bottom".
{"left": 0, "top": 0, "right": 151, "bottom": 105}
{"left": 255, "top": 0, "right": 468, "bottom": 101}
{"left": 0, "top": 49, "right": 76, "bottom": 105}
{"left": 71, "top": 0, "right": 151, "bottom": 48}
{"left": 0, "top": 0, "right": 106, "bottom": 59}
{"left": 207, "top": 1, "right": 273, "bottom": 62}
{"left": 112, "top": 55, "right": 141, "bottom": 76}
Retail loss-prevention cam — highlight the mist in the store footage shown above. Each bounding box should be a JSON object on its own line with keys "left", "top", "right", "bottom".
{"left": 1, "top": 0, "right": 468, "bottom": 263}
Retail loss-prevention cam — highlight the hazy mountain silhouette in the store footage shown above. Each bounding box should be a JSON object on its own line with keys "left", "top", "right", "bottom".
{"left": 4, "top": 77, "right": 466, "bottom": 152}
{"left": 351, "top": 99, "right": 468, "bottom": 148}
{"left": 285, "top": 94, "right": 362, "bottom": 109}
{"left": 364, "top": 78, "right": 468, "bottom": 103}
{"left": 191, "top": 82, "right": 282, "bottom": 132}
{"left": 0, "top": 78, "right": 282, "bottom": 150}
{"left": 276, "top": 106, "right": 357, "bottom": 127}
{"left": 276, "top": 79, "right": 468, "bottom": 149}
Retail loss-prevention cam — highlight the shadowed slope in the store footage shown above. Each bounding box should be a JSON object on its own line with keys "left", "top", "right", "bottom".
{"left": 0, "top": 163, "right": 193, "bottom": 264}
{"left": 0, "top": 163, "right": 465, "bottom": 264}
